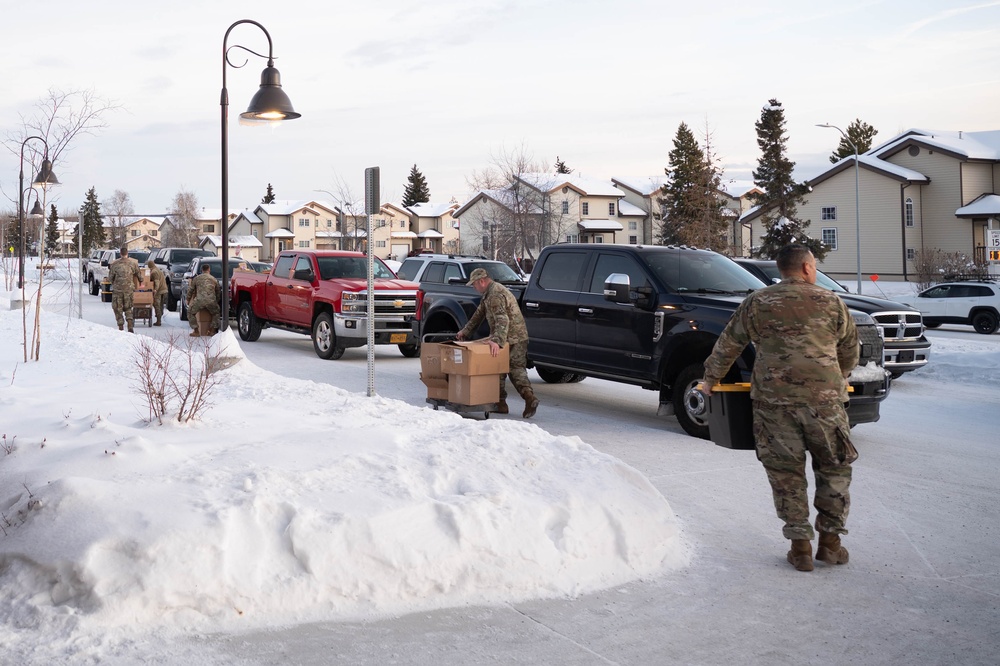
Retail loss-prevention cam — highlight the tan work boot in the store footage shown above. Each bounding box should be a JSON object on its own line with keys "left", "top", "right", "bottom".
{"left": 128, "top": 324, "right": 134, "bottom": 333}
{"left": 189, "top": 330, "right": 200, "bottom": 337}
{"left": 118, "top": 324, "right": 124, "bottom": 331}
{"left": 521, "top": 390, "right": 539, "bottom": 419}
{"left": 816, "top": 532, "right": 849, "bottom": 565}
{"left": 495, "top": 399, "right": 509, "bottom": 415}
{"left": 787, "top": 539, "right": 814, "bottom": 572}
{"left": 154, "top": 316, "right": 161, "bottom": 326}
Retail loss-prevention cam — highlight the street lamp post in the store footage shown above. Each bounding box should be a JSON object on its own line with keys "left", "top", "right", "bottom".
{"left": 221, "top": 19, "right": 300, "bottom": 325}
{"left": 817, "top": 123, "right": 862, "bottom": 294}
{"left": 17, "top": 136, "right": 59, "bottom": 289}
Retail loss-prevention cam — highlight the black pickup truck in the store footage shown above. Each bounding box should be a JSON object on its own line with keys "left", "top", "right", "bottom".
{"left": 413, "top": 243, "right": 890, "bottom": 439}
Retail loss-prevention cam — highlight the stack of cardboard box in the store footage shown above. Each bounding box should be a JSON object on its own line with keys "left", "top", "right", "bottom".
{"left": 420, "top": 340, "right": 510, "bottom": 406}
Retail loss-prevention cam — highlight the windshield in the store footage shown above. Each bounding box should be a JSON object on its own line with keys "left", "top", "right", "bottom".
{"left": 645, "top": 251, "right": 766, "bottom": 293}
{"left": 171, "top": 250, "right": 211, "bottom": 265}
{"left": 815, "top": 270, "right": 848, "bottom": 292}
{"left": 315, "top": 256, "right": 395, "bottom": 280}
{"left": 205, "top": 261, "right": 250, "bottom": 280}
{"left": 467, "top": 261, "right": 524, "bottom": 283}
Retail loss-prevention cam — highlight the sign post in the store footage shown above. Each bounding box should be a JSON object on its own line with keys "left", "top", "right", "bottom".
{"left": 364, "top": 167, "right": 380, "bottom": 397}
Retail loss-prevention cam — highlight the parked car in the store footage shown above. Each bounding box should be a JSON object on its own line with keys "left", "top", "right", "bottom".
{"left": 128, "top": 250, "right": 150, "bottom": 266}
{"left": 86, "top": 249, "right": 119, "bottom": 295}
{"left": 899, "top": 279, "right": 1000, "bottom": 334}
{"left": 396, "top": 253, "right": 525, "bottom": 286}
{"left": 734, "top": 258, "right": 931, "bottom": 378}
{"left": 150, "top": 247, "right": 215, "bottom": 311}
{"left": 249, "top": 261, "right": 272, "bottom": 273}
{"left": 179, "top": 256, "right": 252, "bottom": 321}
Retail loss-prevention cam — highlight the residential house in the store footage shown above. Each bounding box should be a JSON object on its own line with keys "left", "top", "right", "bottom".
{"left": 741, "top": 128, "right": 1000, "bottom": 282}
{"left": 225, "top": 200, "right": 339, "bottom": 261}
{"left": 406, "top": 202, "right": 460, "bottom": 256}
{"left": 611, "top": 176, "right": 666, "bottom": 244}
{"left": 375, "top": 203, "right": 416, "bottom": 261}
{"left": 199, "top": 234, "right": 263, "bottom": 262}
{"left": 101, "top": 215, "right": 170, "bottom": 252}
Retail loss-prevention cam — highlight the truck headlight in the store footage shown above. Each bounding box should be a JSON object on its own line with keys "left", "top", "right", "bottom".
{"left": 851, "top": 312, "right": 875, "bottom": 326}
{"left": 341, "top": 292, "right": 365, "bottom": 313}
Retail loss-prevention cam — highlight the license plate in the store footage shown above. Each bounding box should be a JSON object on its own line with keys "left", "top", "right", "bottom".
{"left": 390, "top": 333, "right": 407, "bottom": 343}
{"left": 896, "top": 350, "right": 914, "bottom": 363}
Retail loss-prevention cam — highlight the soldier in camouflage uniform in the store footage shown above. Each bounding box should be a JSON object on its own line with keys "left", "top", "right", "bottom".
{"left": 456, "top": 267, "right": 538, "bottom": 418}
{"left": 702, "top": 244, "right": 858, "bottom": 572}
{"left": 108, "top": 246, "right": 142, "bottom": 332}
{"left": 187, "top": 262, "right": 222, "bottom": 337}
{"left": 147, "top": 259, "right": 168, "bottom": 326}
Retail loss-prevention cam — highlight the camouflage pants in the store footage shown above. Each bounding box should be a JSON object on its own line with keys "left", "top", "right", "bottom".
{"left": 111, "top": 291, "right": 135, "bottom": 328}
{"left": 189, "top": 303, "right": 220, "bottom": 332}
{"left": 152, "top": 292, "right": 165, "bottom": 320}
{"left": 753, "top": 402, "right": 858, "bottom": 541}
{"left": 500, "top": 340, "right": 532, "bottom": 401}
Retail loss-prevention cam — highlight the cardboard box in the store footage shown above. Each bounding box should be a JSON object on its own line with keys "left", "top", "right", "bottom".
{"left": 133, "top": 289, "right": 154, "bottom": 306}
{"left": 447, "top": 374, "right": 500, "bottom": 406}
{"left": 440, "top": 341, "right": 510, "bottom": 376}
{"left": 420, "top": 342, "right": 447, "bottom": 380}
{"left": 705, "top": 384, "right": 756, "bottom": 450}
{"left": 420, "top": 373, "right": 449, "bottom": 401}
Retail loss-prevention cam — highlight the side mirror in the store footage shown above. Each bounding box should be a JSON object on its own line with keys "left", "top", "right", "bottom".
{"left": 604, "top": 273, "right": 631, "bottom": 304}
{"left": 293, "top": 268, "right": 315, "bottom": 282}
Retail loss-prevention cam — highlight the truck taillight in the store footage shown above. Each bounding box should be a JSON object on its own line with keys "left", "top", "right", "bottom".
{"left": 414, "top": 289, "right": 424, "bottom": 321}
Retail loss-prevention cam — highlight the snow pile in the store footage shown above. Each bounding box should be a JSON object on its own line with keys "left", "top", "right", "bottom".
{"left": 0, "top": 306, "right": 688, "bottom": 651}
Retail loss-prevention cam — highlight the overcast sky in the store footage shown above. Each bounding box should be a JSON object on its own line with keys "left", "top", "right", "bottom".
{"left": 4, "top": 0, "right": 999, "bottom": 216}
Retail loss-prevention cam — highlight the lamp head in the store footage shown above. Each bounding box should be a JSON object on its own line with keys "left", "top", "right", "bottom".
{"left": 32, "top": 158, "right": 60, "bottom": 188}
{"left": 240, "top": 64, "right": 300, "bottom": 121}
{"left": 29, "top": 200, "right": 44, "bottom": 217}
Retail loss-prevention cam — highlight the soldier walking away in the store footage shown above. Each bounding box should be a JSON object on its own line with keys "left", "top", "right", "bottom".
{"left": 147, "top": 259, "right": 168, "bottom": 326}
{"left": 108, "top": 246, "right": 141, "bottom": 332}
{"left": 456, "top": 267, "right": 539, "bottom": 418}
{"left": 187, "top": 262, "right": 222, "bottom": 337}
{"left": 701, "top": 244, "right": 858, "bottom": 572}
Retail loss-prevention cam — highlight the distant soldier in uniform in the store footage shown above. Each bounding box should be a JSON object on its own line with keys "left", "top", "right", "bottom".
{"left": 147, "top": 259, "right": 168, "bottom": 326}
{"left": 701, "top": 244, "right": 858, "bottom": 572}
{"left": 456, "top": 267, "right": 538, "bottom": 418}
{"left": 187, "top": 262, "right": 222, "bottom": 337}
{"left": 108, "top": 246, "right": 141, "bottom": 332}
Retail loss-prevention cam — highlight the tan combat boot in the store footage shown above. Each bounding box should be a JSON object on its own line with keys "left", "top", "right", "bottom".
{"left": 816, "top": 532, "right": 849, "bottom": 565}
{"left": 521, "top": 390, "right": 539, "bottom": 419}
{"left": 787, "top": 539, "right": 814, "bottom": 572}
{"left": 495, "top": 399, "right": 509, "bottom": 414}
{"left": 154, "top": 315, "right": 162, "bottom": 326}
{"left": 128, "top": 324, "right": 134, "bottom": 333}
{"left": 118, "top": 324, "right": 124, "bottom": 331}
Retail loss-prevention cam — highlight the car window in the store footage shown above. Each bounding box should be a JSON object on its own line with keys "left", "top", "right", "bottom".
{"left": 293, "top": 256, "right": 312, "bottom": 279}
{"left": 442, "top": 264, "right": 463, "bottom": 283}
{"left": 396, "top": 259, "right": 423, "bottom": 281}
{"left": 467, "top": 261, "right": 523, "bottom": 283}
{"left": 273, "top": 256, "right": 295, "bottom": 279}
{"left": 970, "top": 285, "right": 993, "bottom": 297}
{"left": 536, "top": 252, "right": 588, "bottom": 292}
{"left": 589, "top": 253, "right": 648, "bottom": 293}
{"left": 422, "top": 262, "right": 446, "bottom": 283}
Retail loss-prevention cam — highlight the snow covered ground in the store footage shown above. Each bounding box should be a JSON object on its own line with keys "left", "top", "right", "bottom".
{"left": 2, "top": 261, "right": 998, "bottom": 665}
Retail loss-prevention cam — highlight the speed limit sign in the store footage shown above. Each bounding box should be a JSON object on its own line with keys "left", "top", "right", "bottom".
{"left": 989, "top": 229, "right": 1000, "bottom": 261}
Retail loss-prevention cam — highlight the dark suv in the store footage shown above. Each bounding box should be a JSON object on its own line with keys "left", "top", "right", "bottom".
{"left": 179, "top": 256, "right": 252, "bottom": 321}
{"left": 150, "top": 247, "right": 214, "bottom": 311}
{"left": 734, "top": 258, "right": 931, "bottom": 379}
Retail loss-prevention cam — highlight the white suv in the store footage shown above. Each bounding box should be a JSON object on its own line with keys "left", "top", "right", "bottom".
{"left": 901, "top": 280, "right": 1000, "bottom": 334}
{"left": 396, "top": 253, "right": 525, "bottom": 285}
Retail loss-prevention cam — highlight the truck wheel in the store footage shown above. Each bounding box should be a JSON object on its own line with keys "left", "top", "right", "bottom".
{"left": 167, "top": 291, "right": 178, "bottom": 312}
{"left": 567, "top": 373, "right": 586, "bottom": 383}
{"left": 972, "top": 311, "right": 998, "bottom": 335}
{"left": 89, "top": 277, "right": 99, "bottom": 296}
{"left": 180, "top": 300, "right": 188, "bottom": 321}
{"left": 313, "top": 312, "right": 345, "bottom": 360}
{"left": 673, "top": 363, "right": 711, "bottom": 440}
{"left": 237, "top": 301, "right": 262, "bottom": 342}
{"left": 536, "top": 367, "right": 577, "bottom": 383}
{"left": 398, "top": 343, "right": 420, "bottom": 358}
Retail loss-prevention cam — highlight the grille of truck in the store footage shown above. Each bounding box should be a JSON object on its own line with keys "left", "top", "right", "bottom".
{"left": 359, "top": 291, "right": 418, "bottom": 318}
{"left": 872, "top": 311, "right": 924, "bottom": 340}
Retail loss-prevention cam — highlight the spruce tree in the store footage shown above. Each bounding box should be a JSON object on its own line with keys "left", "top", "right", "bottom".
{"left": 262, "top": 183, "right": 276, "bottom": 203}
{"left": 658, "top": 122, "right": 729, "bottom": 250}
{"left": 749, "top": 99, "right": 826, "bottom": 260}
{"left": 554, "top": 156, "right": 572, "bottom": 174}
{"left": 45, "top": 204, "right": 60, "bottom": 256}
{"left": 401, "top": 165, "right": 431, "bottom": 207}
{"left": 79, "top": 187, "right": 105, "bottom": 252}
{"left": 829, "top": 118, "right": 878, "bottom": 163}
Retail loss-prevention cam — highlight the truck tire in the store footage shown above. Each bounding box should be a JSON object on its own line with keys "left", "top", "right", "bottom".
{"left": 567, "top": 373, "right": 586, "bottom": 383}
{"left": 313, "top": 312, "right": 345, "bottom": 360}
{"left": 674, "top": 363, "right": 711, "bottom": 440}
{"left": 89, "top": 276, "right": 99, "bottom": 296}
{"left": 167, "top": 291, "right": 178, "bottom": 312}
{"left": 398, "top": 343, "right": 420, "bottom": 358}
{"left": 536, "top": 367, "right": 578, "bottom": 383}
{"left": 972, "top": 311, "right": 998, "bottom": 335}
{"left": 237, "top": 301, "right": 262, "bottom": 342}
{"left": 180, "top": 299, "right": 188, "bottom": 321}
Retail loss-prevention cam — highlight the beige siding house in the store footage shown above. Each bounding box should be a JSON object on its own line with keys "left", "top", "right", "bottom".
{"left": 741, "top": 128, "right": 1000, "bottom": 282}
{"left": 407, "top": 202, "right": 460, "bottom": 256}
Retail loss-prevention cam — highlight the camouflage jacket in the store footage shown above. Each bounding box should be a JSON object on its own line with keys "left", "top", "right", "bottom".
{"left": 702, "top": 276, "right": 858, "bottom": 406}
{"left": 148, "top": 265, "right": 168, "bottom": 296}
{"left": 189, "top": 272, "right": 221, "bottom": 311}
{"left": 460, "top": 281, "right": 528, "bottom": 347}
{"left": 108, "top": 256, "right": 141, "bottom": 294}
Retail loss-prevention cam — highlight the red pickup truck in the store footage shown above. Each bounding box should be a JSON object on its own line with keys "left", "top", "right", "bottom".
{"left": 231, "top": 250, "right": 420, "bottom": 360}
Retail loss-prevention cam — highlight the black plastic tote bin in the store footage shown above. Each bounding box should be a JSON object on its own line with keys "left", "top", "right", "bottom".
{"left": 706, "top": 383, "right": 756, "bottom": 450}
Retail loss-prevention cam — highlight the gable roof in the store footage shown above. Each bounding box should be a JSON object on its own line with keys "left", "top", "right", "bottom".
{"left": 612, "top": 176, "right": 666, "bottom": 196}
{"left": 872, "top": 128, "right": 1000, "bottom": 162}
{"left": 452, "top": 188, "right": 545, "bottom": 217}
{"left": 805, "top": 154, "right": 930, "bottom": 190}
{"left": 407, "top": 202, "right": 458, "bottom": 218}
{"left": 956, "top": 193, "right": 1000, "bottom": 218}
{"left": 517, "top": 173, "right": 623, "bottom": 198}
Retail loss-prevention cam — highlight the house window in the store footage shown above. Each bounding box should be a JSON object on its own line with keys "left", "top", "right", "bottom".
{"left": 593, "top": 235, "right": 604, "bottom": 243}
{"left": 327, "top": 219, "right": 333, "bottom": 227}
{"left": 629, "top": 235, "right": 638, "bottom": 244}
{"left": 581, "top": 202, "right": 589, "bottom": 216}
{"left": 609, "top": 202, "right": 616, "bottom": 216}
{"left": 822, "top": 227, "right": 838, "bottom": 250}
{"left": 252, "top": 230, "right": 259, "bottom": 239}
{"left": 203, "top": 224, "right": 215, "bottom": 233}
{"left": 905, "top": 198, "right": 914, "bottom": 227}
{"left": 565, "top": 234, "right": 579, "bottom": 243}
{"left": 376, "top": 240, "right": 386, "bottom": 248}
{"left": 906, "top": 248, "right": 915, "bottom": 260}
{"left": 629, "top": 221, "right": 637, "bottom": 230}
{"left": 150, "top": 230, "right": 157, "bottom": 237}
{"left": 561, "top": 200, "right": 569, "bottom": 214}
{"left": 298, "top": 218, "right": 310, "bottom": 227}
{"left": 821, "top": 207, "right": 837, "bottom": 221}
{"left": 131, "top": 229, "right": 140, "bottom": 237}
{"left": 298, "top": 240, "right": 311, "bottom": 248}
